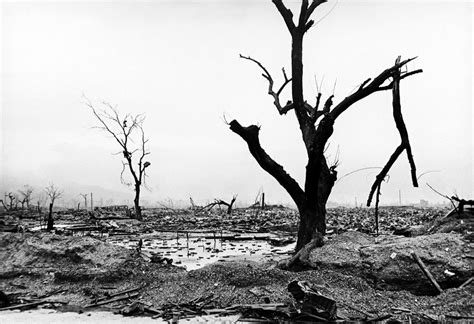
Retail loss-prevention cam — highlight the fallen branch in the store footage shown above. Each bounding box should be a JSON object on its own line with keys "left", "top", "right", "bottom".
{"left": 201, "top": 195, "right": 237, "bottom": 214}
{"left": 411, "top": 252, "right": 443, "bottom": 294}
{"left": 459, "top": 277, "right": 473, "bottom": 289}
{"left": 0, "top": 300, "right": 48, "bottom": 311}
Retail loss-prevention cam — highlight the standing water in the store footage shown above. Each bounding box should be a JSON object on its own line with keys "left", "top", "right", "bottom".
{"left": 109, "top": 231, "right": 295, "bottom": 270}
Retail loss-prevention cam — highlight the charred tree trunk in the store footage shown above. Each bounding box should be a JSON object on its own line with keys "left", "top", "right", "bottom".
{"left": 295, "top": 156, "right": 337, "bottom": 251}
{"left": 226, "top": 196, "right": 237, "bottom": 214}
{"left": 134, "top": 184, "right": 142, "bottom": 221}
{"left": 47, "top": 203, "right": 54, "bottom": 231}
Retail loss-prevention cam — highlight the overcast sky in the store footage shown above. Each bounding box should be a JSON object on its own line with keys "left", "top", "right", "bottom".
{"left": 1, "top": 0, "right": 472, "bottom": 207}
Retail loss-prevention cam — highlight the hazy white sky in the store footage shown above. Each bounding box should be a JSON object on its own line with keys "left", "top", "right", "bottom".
{"left": 1, "top": 0, "right": 472, "bottom": 206}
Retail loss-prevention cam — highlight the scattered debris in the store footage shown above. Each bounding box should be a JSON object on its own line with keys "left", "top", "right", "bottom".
{"left": 288, "top": 280, "right": 337, "bottom": 321}
{"left": 85, "top": 292, "right": 139, "bottom": 308}
{"left": 0, "top": 206, "right": 472, "bottom": 322}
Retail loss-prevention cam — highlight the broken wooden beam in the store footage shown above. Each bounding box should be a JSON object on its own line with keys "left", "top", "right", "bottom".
{"left": 411, "top": 252, "right": 443, "bottom": 294}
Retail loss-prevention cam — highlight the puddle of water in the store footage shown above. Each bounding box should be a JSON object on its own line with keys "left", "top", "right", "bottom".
{"left": 29, "top": 224, "right": 76, "bottom": 231}
{"left": 109, "top": 232, "right": 295, "bottom": 270}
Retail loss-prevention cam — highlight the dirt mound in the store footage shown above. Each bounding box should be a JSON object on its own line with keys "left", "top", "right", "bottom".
{"left": 424, "top": 208, "right": 474, "bottom": 239}
{"left": 0, "top": 232, "right": 135, "bottom": 281}
{"left": 309, "top": 232, "right": 472, "bottom": 295}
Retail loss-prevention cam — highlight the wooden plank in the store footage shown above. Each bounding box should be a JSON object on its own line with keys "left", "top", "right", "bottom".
{"left": 411, "top": 252, "right": 443, "bottom": 294}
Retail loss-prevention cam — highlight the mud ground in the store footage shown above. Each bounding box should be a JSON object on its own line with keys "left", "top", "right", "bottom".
{"left": 0, "top": 206, "right": 473, "bottom": 322}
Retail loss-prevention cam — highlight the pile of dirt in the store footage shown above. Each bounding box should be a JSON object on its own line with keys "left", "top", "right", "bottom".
{"left": 0, "top": 232, "right": 150, "bottom": 282}
{"left": 424, "top": 208, "right": 474, "bottom": 239}
{"left": 309, "top": 231, "right": 472, "bottom": 295}
{"left": 143, "top": 260, "right": 473, "bottom": 321}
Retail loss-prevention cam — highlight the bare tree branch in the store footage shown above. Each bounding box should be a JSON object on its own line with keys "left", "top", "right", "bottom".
{"left": 330, "top": 57, "right": 421, "bottom": 120}
{"left": 240, "top": 54, "right": 293, "bottom": 115}
{"left": 272, "top": 0, "right": 296, "bottom": 34}
{"left": 229, "top": 120, "right": 305, "bottom": 207}
{"left": 298, "top": 0, "right": 309, "bottom": 29}
{"left": 367, "top": 56, "right": 419, "bottom": 206}
{"left": 304, "top": 0, "right": 327, "bottom": 32}
{"left": 306, "top": 0, "right": 327, "bottom": 21}
{"left": 44, "top": 184, "right": 63, "bottom": 206}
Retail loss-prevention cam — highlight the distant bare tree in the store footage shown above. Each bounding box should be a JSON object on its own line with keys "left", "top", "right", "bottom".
{"left": 44, "top": 184, "right": 63, "bottom": 230}
{"left": 79, "top": 193, "right": 88, "bottom": 210}
{"left": 18, "top": 185, "right": 34, "bottom": 210}
{"left": 203, "top": 195, "right": 238, "bottom": 215}
{"left": 1, "top": 192, "right": 18, "bottom": 211}
{"left": 35, "top": 192, "right": 47, "bottom": 214}
{"left": 85, "top": 97, "right": 151, "bottom": 221}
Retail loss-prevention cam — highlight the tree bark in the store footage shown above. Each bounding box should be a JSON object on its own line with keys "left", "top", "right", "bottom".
{"left": 226, "top": 196, "right": 237, "bottom": 214}
{"left": 47, "top": 203, "right": 54, "bottom": 231}
{"left": 295, "top": 156, "right": 336, "bottom": 251}
{"left": 134, "top": 184, "right": 142, "bottom": 221}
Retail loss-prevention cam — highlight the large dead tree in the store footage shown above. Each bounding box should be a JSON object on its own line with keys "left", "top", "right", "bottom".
{"left": 230, "top": 0, "right": 421, "bottom": 252}
{"left": 85, "top": 98, "right": 151, "bottom": 221}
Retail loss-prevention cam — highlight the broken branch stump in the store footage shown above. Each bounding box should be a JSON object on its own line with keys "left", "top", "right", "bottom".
{"left": 411, "top": 252, "right": 443, "bottom": 294}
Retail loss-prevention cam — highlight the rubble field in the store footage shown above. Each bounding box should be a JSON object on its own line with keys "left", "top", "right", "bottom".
{"left": 0, "top": 205, "right": 472, "bottom": 322}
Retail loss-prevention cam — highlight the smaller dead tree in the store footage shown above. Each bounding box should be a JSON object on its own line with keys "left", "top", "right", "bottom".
{"left": 2, "top": 193, "right": 18, "bottom": 211}
{"left": 18, "top": 185, "right": 34, "bottom": 210}
{"left": 85, "top": 97, "right": 151, "bottom": 221}
{"left": 203, "top": 195, "right": 238, "bottom": 215}
{"left": 44, "top": 184, "right": 63, "bottom": 231}
{"left": 80, "top": 193, "right": 88, "bottom": 210}
{"left": 35, "top": 192, "right": 46, "bottom": 215}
